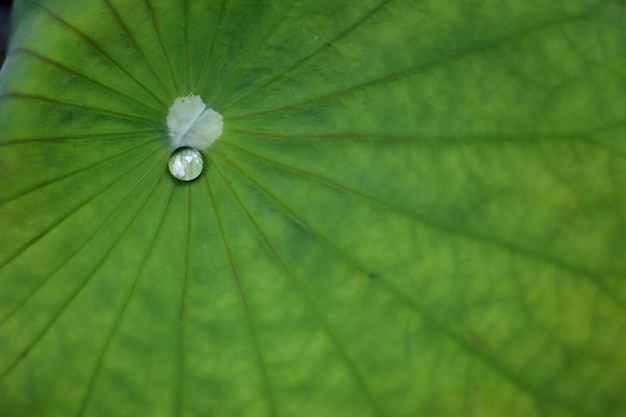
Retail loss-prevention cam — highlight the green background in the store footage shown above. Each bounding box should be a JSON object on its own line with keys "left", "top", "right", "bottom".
{"left": 1, "top": 0, "right": 625, "bottom": 416}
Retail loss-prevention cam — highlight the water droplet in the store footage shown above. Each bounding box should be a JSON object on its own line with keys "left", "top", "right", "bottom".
{"left": 168, "top": 147, "right": 203, "bottom": 181}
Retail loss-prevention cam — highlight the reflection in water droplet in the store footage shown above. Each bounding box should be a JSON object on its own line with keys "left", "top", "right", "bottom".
{"left": 168, "top": 147, "right": 203, "bottom": 181}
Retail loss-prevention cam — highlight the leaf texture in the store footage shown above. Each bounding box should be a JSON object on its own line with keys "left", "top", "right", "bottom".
{"left": 1, "top": 1, "right": 625, "bottom": 416}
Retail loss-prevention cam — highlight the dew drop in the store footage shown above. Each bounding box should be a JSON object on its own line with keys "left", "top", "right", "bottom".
{"left": 168, "top": 147, "right": 203, "bottom": 181}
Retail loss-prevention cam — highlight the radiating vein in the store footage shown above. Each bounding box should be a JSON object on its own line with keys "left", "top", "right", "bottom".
{"left": 174, "top": 185, "right": 192, "bottom": 417}
{"left": 144, "top": 0, "right": 181, "bottom": 94}
{"left": 0, "top": 93, "right": 159, "bottom": 126}
{"left": 0, "top": 154, "right": 164, "bottom": 379}
{"left": 0, "top": 129, "right": 161, "bottom": 148}
{"left": 203, "top": 174, "right": 278, "bottom": 417}
{"left": 226, "top": 13, "right": 587, "bottom": 120}
{"left": 583, "top": 136, "right": 626, "bottom": 160}
{"left": 213, "top": 148, "right": 591, "bottom": 417}
{"left": 102, "top": 0, "right": 174, "bottom": 99}
{"left": 37, "top": 3, "right": 169, "bottom": 109}
{"left": 9, "top": 48, "right": 164, "bottom": 119}
{"left": 76, "top": 172, "right": 174, "bottom": 417}
{"left": 209, "top": 154, "right": 385, "bottom": 416}
{"left": 0, "top": 150, "right": 162, "bottom": 326}
{"left": 0, "top": 146, "right": 162, "bottom": 272}
{"left": 220, "top": 0, "right": 396, "bottom": 112}
{"left": 209, "top": 2, "right": 298, "bottom": 104}
{"left": 218, "top": 142, "right": 626, "bottom": 312}
{"left": 194, "top": 0, "right": 229, "bottom": 93}
{"left": 0, "top": 138, "right": 156, "bottom": 205}
{"left": 375, "top": 278, "right": 590, "bottom": 417}
{"left": 183, "top": 0, "right": 191, "bottom": 91}
{"left": 225, "top": 127, "right": 593, "bottom": 146}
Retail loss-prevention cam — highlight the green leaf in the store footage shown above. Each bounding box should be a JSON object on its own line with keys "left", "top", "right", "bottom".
{"left": 1, "top": 0, "right": 625, "bottom": 416}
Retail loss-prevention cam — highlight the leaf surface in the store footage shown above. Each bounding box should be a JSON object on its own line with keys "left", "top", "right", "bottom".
{"left": 1, "top": 1, "right": 625, "bottom": 416}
